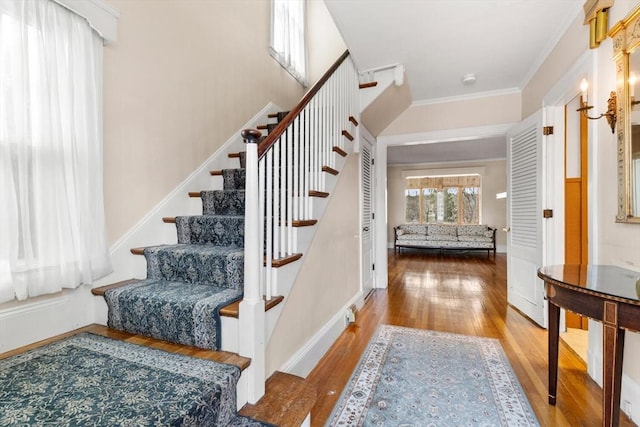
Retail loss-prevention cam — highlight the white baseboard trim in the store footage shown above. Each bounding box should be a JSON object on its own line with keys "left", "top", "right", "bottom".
{"left": 622, "top": 372, "right": 640, "bottom": 423}
{"left": 279, "top": 291, "right": 364, "bottom": 378}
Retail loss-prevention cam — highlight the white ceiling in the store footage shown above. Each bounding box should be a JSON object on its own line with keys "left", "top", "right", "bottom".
{"left": 324, "top": 0, "right": 583, "bottom": 164}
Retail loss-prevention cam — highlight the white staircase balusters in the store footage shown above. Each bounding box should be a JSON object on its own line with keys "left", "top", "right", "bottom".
{"left": 240, "top": 52, "right": 359, "bottom": 403}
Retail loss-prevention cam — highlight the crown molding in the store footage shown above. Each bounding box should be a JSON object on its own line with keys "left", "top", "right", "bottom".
{"left": 411, "top": 87, "right": 521, "bottom": 107}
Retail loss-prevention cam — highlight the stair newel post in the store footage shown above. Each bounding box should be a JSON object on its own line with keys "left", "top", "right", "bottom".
{"left": 239, "top": 128, "right": 266, "bottom": 403}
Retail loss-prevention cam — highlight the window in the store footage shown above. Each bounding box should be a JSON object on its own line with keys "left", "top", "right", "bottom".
{"left": 405, "top": 175, "right": 481, "bottom": 224}
{"left": 270, "top": 0, "right": 306, "bottom": 86}
{"left": 0, "top": 0, "right": 112, "bottom": 303}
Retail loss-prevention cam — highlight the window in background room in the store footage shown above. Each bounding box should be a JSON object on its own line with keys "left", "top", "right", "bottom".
{"left": 405, "top": 175, "right": 481, "bottom": 225}
{"left": 0, "top": 0, "right": 112, "bottom": 303}
{"left": 270, "top": 0, "right": 307, "bottom": 86}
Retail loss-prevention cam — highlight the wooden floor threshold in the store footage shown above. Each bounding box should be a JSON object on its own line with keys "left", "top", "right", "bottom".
{"left": 220, "top": 295, "right": 284, "bottom": 318}
{"left": 91, "top": 278, "right": 140, "bottom": 296}
{"left": 239, "top": 371, "right": 316, "bottom": 427}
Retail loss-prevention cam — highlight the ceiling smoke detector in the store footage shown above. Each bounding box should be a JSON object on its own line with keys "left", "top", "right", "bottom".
{"left": 462, "top": 73, "right": 477, "bottom": 85}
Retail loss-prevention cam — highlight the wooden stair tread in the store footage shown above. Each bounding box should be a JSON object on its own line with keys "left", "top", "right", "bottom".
{"left": 228, "top": 152, "right": 242, "bottom": 158}
{"left": 162, "top": 217, "right": 176, "bottom": 224}
{"left": 349, "top": 115, "right": 359, "bottom": 127}
{"left": 188, "top": 191, "right": 201, "bottom": 198}
{"left": 309, "top": 190, "right": 329, "bottom": 198}
{"left": 91, "top": 278, "right": 140, "bottom": 296}
{"left": 130, "top": 247, "right": 145, "bottom": 255}
{"left": 85, "top": 325, "right": 251, "bottom": 371}
{"left": 332, "top": 146, "right": 347, "bottom": 157}
{"left": 359, "top": 81, "right": 378, "bottom": 89}
{"left": 220, "top": 295, "right": 284, "bottom": 318}
{"left": 239, "top": 371, "right": 317, "bottom": 427}
{"left": 341, "top": 130, "right": 354, "bottom": 141}
{"left": 210, "top": 170, "right": 223, "bottom": 176}
{"left": 267, "top": 253, "right": 302, "bottom": 268}
{"left": 292, "top": 219, "right": 317, "bottom": 227}
{"left": 322, "top": 165, "right": 339, "bottom": 176}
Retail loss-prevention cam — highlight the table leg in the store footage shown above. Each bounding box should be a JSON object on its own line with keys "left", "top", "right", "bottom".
{"left": 548, "top": 301, "right": 560, "bottom": 405}
{"left": 602, "top": 321, "right": 625, "bottom": 427}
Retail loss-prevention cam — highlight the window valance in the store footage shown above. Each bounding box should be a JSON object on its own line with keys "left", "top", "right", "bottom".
{"left": 406, "top": 175, "right": 480, "bottom": 190}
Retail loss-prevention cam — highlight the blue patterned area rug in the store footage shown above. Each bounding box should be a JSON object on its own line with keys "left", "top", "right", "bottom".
{"left": 0, "top": 333, "right": 270, "bottom": 426}
{"left": 327, "top": 325, "right": 540, "bottom": 426}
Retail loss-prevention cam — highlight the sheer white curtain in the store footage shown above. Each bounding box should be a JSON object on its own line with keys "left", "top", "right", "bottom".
{"left": 0, "top": 0, "right": 111, "bottom": 303}
{"left": 270, "top": 0, "right": 306, "bottom": 85}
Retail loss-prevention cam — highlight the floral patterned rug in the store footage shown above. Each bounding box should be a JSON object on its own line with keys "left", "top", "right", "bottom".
{"left": 0, "top": 333, "right": 271, "bottom": 426}
{"left": 327, "top": 325, "right": 540, "bottom": 426}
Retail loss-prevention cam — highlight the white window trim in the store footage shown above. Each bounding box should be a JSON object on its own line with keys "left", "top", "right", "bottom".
{"left": 269, "top": 0, "right": 307, "bottom": 87}
{"left": 53, "top": 0, "right": 118, "bottom": 44}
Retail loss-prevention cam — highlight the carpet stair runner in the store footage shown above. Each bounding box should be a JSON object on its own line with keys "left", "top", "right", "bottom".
{"left": 104, "top": 163, "right": 248, "bottom": 351}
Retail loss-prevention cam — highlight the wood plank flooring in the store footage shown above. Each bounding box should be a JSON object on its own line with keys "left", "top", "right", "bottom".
{"left": 306, "top": 250, "right": 636, "bottom": 427}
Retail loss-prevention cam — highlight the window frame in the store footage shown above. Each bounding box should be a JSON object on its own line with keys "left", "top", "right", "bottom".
{"left": 269, "top": 0, "right": 307, "bottom": 87}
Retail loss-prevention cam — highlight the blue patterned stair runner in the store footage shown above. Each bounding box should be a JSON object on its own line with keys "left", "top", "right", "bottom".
{"left": 104, "top": 159, "right": 247, "bottom": 352}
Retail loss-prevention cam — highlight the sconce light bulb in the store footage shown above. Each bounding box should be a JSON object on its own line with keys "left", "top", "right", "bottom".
{"left": 580, "top": 78, "right": 589, "bottom": 101}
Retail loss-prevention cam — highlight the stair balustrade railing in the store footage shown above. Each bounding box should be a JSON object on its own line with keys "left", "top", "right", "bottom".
{"left": 240, "top": 51, "right": 359, "bottom": 402}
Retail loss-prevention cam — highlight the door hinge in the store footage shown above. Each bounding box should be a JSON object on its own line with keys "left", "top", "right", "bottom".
{"left": 371, "top": 158, "right": 375, "bottom": 165}
{"left": 372, "top": 263, "right": 375, "bottom": 271}
{"left": 372, "top": 212, "right": 375, "bottom": 220}
{"left": 543, "top": 209, "right": 553, "bottom": 218}
{"left": 543, "top": 126, "right": 554, "bottom": 135}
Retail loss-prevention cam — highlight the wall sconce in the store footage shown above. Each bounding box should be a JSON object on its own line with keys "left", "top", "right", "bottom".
{"left": 576, "top": 78, "right": 617, "bottom": 133}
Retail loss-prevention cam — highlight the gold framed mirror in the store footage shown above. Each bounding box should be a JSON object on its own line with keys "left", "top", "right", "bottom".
{"left": 610, "top": 7, "right": 640, "bottom": 223}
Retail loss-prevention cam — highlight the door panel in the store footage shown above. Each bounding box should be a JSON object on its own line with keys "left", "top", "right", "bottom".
{"left": 507, "top": 111, "right": 546, "bottom": 327}
{"left": 361, "top": 136, "right": 374, "bottom": 298}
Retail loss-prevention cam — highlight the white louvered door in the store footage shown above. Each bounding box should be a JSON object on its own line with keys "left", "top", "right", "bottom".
{"left": 507, "top": 111, "right": 547, "bottom": 327}
{"left": 361, "top": 136, "right": 374, "bottom": 298}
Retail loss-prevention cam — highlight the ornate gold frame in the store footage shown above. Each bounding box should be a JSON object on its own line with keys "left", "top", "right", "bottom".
{"left": 609, "top": 6, "right": 640, "bottom": 223}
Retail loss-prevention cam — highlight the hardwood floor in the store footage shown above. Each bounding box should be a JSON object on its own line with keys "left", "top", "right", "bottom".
{"left": 306, "top": 250, "right": 636, "bottom": 427}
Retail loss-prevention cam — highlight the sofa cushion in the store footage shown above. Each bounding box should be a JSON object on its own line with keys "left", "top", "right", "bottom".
{"left": 398, "top": 234, "right": 430, "bottom": 241}
{"left": 457, "top": 235, "right": 493, "bottom": 243}
{"left": 427, "top": 224, "right": 457, "bottom": 236}
{"left": 426, "top": 234, "right": 458, "bottom": 242}
{"left": 398, "top": 224, "right": 428, "bottom": 235}
{"left": 457, "top": 225, "right": 488, "bottom": 236}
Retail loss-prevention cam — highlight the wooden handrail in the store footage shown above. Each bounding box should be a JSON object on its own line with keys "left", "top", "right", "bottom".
{"left": 257, "top": 50, "right": 350, "bottom": 158}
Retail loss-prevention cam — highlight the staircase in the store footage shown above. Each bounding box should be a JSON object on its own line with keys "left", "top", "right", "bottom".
{"left": 93, "top": 50, "right": 360, "bottom": 424}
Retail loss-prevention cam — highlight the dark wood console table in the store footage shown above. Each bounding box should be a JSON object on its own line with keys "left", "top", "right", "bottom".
{"left": 537, "top": 264, "right": 640, "bottom": 427}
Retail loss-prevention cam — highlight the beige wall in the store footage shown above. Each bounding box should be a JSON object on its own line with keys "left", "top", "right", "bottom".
{"left": 103, "top": 0, "right": 346, "bottom": 244}
{"left": 266, "top": 154, "right": 361, "bottom": 374}
{"left": 381, "top": 91, "right": 521, "bottom": 136}
{"left": 387, "top": 160, "right": 507, "bottom": 251}
{"left": 521, "top": 13, "right": 586, "bottom": 118}
{"left": 307, "top": 0, "right": 348, "bottom": 85}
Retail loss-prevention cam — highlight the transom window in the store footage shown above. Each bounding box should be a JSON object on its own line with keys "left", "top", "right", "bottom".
{"left": 405, "top": 175, "right": 481, "bottom": 224}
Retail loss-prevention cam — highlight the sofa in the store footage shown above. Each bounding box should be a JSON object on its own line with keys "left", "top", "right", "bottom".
{"left": 394, "top": 223, "right": 496, "bottom": 256}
